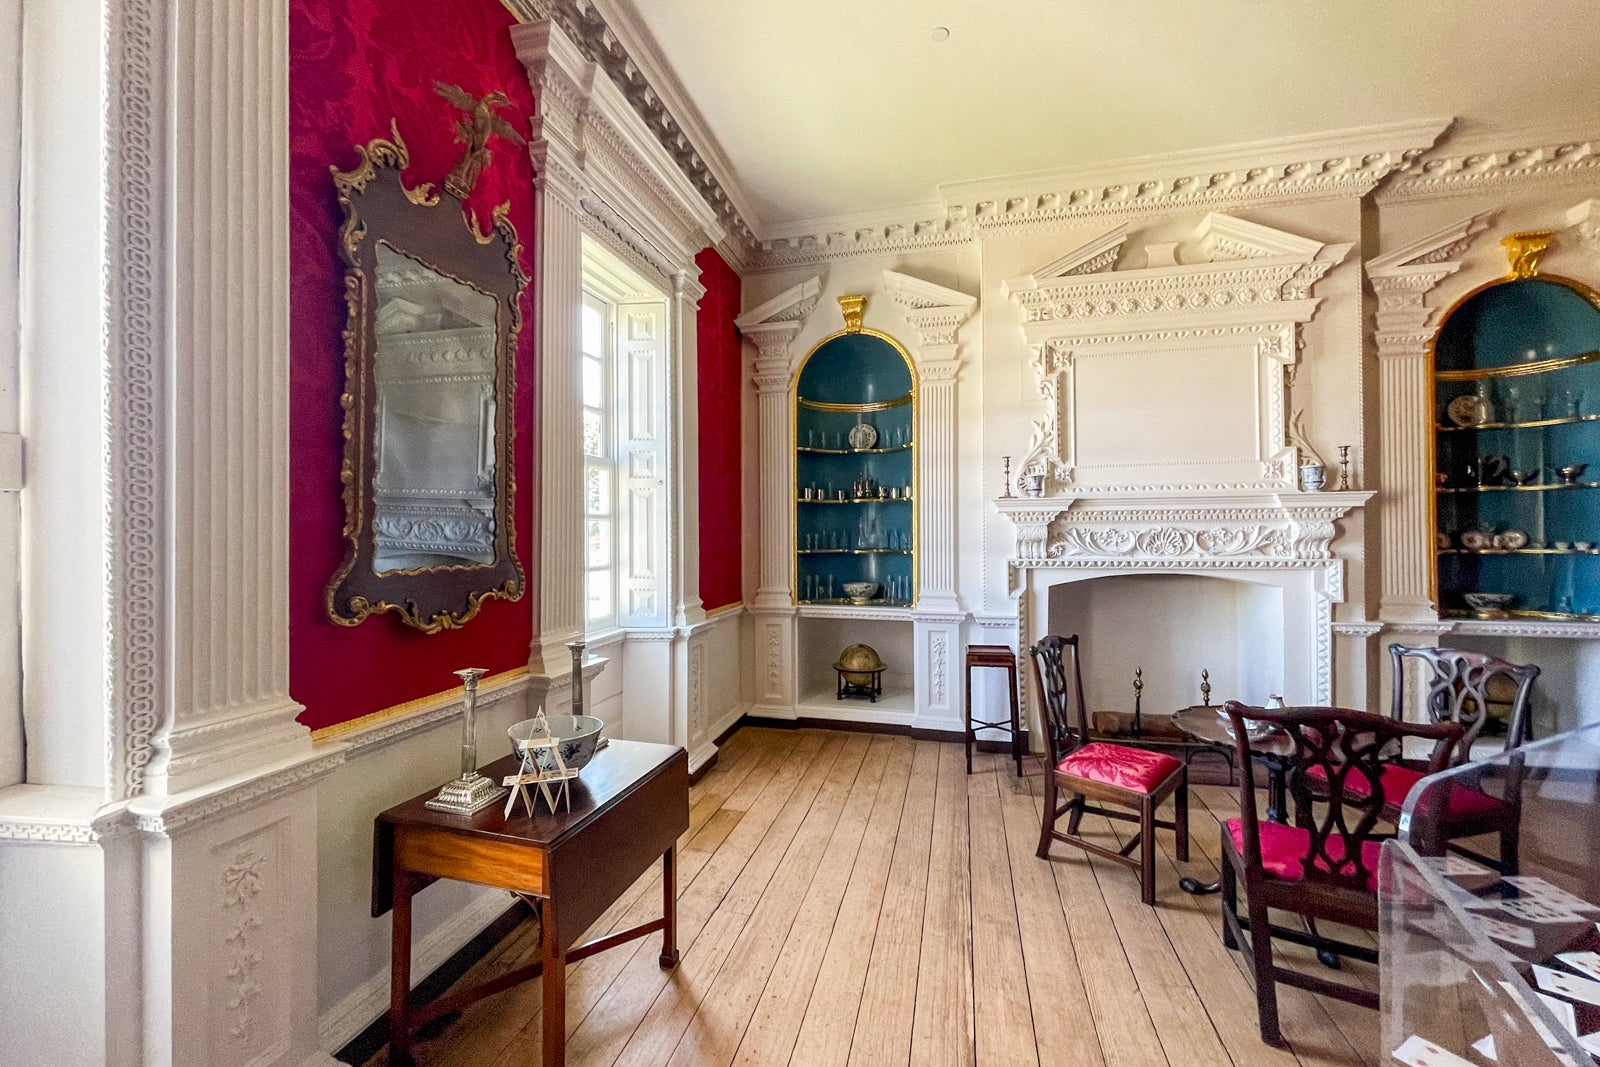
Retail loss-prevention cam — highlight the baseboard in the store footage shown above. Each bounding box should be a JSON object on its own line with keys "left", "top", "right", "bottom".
{"left": 321, "top": 889, "right": 525, "bottom": 1061}
{"left": 735, "top": 714, "right": 965, "bottom": 744}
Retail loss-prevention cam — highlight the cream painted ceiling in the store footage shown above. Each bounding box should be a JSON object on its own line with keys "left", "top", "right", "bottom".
{"left": 620, "top": 0, "right": 1600, "bottom": 233}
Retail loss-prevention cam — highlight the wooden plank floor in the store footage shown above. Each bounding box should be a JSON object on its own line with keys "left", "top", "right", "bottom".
{"left": 365, "top": 727, "right": 1378, "bottom": 1067}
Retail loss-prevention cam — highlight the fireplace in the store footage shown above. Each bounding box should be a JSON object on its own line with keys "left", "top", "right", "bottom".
{"left": 999, "top": 490, "right": 1369, "bottom": 731}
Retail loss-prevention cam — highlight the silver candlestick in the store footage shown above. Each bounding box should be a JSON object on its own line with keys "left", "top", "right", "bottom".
{"left": 425, "top": 668, "right": 509, "bottom": 815}
{"left": 568, "top": 640, "right": 586, "bottom": 717}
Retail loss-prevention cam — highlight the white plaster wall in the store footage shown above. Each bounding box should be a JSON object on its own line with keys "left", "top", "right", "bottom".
{"left": 696, "top": 609, "right": 747, "bottom": 741}
{"left": 0, "top": 841, "right": 105, "bottom": 1063}
{"left": 17, "top": 0, "right": 106, "bottom": 787}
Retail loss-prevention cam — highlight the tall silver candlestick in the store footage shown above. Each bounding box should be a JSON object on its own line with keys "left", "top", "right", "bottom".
{"left": 425, "top": 667, "right": 509, "bottom": 814}
{"left": 568, "top": 640, "right": 586, "bottom": 717}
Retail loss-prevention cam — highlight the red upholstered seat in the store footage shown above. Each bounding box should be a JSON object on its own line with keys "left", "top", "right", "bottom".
{"left": 1226, "top": 818, "right": 1381, "bottom": 889}
{"left": 1306, "top": 763, "right": 1506, "bottom": 818}
{"left": 1057, "top": 742, "right": 1182, "bottom": 794}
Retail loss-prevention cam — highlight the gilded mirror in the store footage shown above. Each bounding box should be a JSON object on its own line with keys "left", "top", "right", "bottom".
{"left": 325, "top": 117, "right": 525, "bottom": 632}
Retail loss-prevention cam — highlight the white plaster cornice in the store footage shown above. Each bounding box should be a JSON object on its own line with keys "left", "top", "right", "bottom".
{"left": 1378, "top": 123, "right": 1600, "bottom": 203}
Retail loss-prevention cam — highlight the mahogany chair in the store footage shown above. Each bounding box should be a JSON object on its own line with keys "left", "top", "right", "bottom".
{"left": 1390, "top": 644, "right": 1539, "bottom": 873}
{"left": 1029, "top": 635, "right": 1188, "bottom": 906}
{"left": 1219, "top": 701, "right": 1463, "bottom": 1047}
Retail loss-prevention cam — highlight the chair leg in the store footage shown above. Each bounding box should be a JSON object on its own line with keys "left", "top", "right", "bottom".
{"left": 1066, "top": 795, "right": 1085, "bottom": 837}
{"left": 1500, "top": 821, "right": 1521, "bottom": 877}
{"left": 1139, "top": 796, "right": 1157, "bottom": 906}
{"left": 1174, "top": 774, "right": 1190, "bottom": 863}
{"left": 1220, "top": 858, "right": 1238, "bottom": 950}
{"left": 1036, "top": 773, "right": 1057, "bottom": 858}
{"left": 1248, "top": 893, "right": 1284, "bottom": 1047}
{"left": 964, "top": 665, "right": 974, "bottom": 775}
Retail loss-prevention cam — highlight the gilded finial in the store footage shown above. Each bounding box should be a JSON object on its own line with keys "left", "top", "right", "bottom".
{"left": 838, "top": 294, "right": 866, "bottom": 333}
{"left": 1200, "top": 668, "right": 1211, "bottom": 707}
{"left": 1502, "top": 230, "right": 1555, "bottom": 280}
{"left": 1133, "top": 667, "right": 1143, "bottom": 695}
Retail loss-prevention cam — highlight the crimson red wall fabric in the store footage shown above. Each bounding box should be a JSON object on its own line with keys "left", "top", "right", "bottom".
{"left": 695, "top": 247, "right": 743, "bottom": 611}
{"left": 289, "top": 0, "right": 536, "bottom": 729}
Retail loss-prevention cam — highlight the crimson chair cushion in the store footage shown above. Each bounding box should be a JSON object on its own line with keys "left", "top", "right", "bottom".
{"left": 1056, "top": 742, "right": 1182, "bottom": 794}
{"left": 1226, "top": 819, "right": 1381, "bottom": 889}
{"left": 1306, "top": 763, "right": 1506, "bottom": 819}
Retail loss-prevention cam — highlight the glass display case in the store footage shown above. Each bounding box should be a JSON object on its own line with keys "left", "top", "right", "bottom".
{"left": 793, "top": 328, "right": 916, "bottom": 607}
{"left": 1434, "top": 232, "right": 1600, "bottom": 623}
{"left": 1383, "top": 725, "right": 1600, "bottom": 1066}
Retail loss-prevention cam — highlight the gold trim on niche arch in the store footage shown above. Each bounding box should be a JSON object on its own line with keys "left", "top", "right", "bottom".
{"left": 322, "top": 123, "right": 527, "bottom": 634}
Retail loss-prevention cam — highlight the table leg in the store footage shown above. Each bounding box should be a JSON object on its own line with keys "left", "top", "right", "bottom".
{"left": 1008, "top": 663, "right": 1023, "bottom": 778}
{"left": 659, "top": 846, "right": 681, "bottom": 967}
{"left": 964, "top": 663, "right": 974, "bottom": 775}
{"left": 388, "top": 870, "right": 415, "bottom": 1067}
{"left": 542, "top": 896, "right": 566, "bottom": 1066}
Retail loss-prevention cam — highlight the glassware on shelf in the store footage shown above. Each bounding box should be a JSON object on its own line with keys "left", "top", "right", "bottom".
{"left": 1564, "top": 387, "right": 1586, "bottom": 418}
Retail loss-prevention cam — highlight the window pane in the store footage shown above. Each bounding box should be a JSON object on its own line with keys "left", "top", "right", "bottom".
{"left": 582, "top": 355, "right": 603, "bottom": 408}
{"left": 581, "top": 302, "right": 602, "bottom": 358}
{"left": 586, "top": 569, "right": 612, "bottom": 622}
{"left": 585, "top": 465, "right": 611, "bottom": 515}
{"left": 586, "top": 519, "right": 611, "bottom": 567}
{"left": 582, "top": 409, "right": 604, "bottom": 458}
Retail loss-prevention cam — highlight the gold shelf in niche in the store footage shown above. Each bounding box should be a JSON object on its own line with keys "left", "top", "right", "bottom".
{"left": 799, "top": 599, "right": 915, "bottom": 608}
{"left": 1436, "top": 412, "right": 1600, "bottom": 432}
{"left": 1443, "top": 608, "right": 1600, "bottom": 624}
{"left": 797, "top": 395, "right": 913, "bottom": 412}
{"left": 796, "top": 444, "right": 913, "bottom": 455}
{"left": 1435, "top": 348, "right": 1600, "bottom": 381}
{"left": 1437, "top": 482, "right": 1600, "bottom": 493}
{"left": 1438, "top": 548, "right": 1600, "bottom": 556}
{"left": 798, "top": 496, "right": 913, "bottom": 505}
{"left": 797, "top": 548, "right": 913, "bottom": 556}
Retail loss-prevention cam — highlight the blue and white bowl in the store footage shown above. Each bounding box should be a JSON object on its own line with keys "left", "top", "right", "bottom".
{"left": 507, "top": 714, "right": 605, "bottom": 773}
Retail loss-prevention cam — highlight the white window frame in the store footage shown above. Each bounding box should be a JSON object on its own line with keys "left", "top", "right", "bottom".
{"left": 0, "top": 0, "right": 23, "bottom": 786}
{"left": 582, "top": 290, "right": 619, "bottom": 632}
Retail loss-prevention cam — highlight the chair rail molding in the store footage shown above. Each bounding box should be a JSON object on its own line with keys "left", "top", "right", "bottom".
{"left": 1003, "top": 212, "right": 1351, "bottom": 497}
{"left": 1365, "top": 209, "right": 1499, "bottom": 624}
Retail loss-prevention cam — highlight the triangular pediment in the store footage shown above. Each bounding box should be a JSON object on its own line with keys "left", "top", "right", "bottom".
{"left": 1195, "top": 213, "right": 1325, "bottom": 262}
{"left": 1366, "top": 209, "right": 1498, "bottom": 273}
{"left": 1001, "top": 223, "right": 1129, "bottom": 296}
{"left": 734, "top": 275, "right": 822, "bottom": 330}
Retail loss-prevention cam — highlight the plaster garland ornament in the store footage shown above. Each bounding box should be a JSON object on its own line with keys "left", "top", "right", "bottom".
{"left": 221, "top": 849, "right": 268, "bottom": 1042}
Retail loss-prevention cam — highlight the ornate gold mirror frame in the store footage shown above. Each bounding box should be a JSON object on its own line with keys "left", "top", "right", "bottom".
{"left": 324, "top": 115, "right": 526, "bottom": 633}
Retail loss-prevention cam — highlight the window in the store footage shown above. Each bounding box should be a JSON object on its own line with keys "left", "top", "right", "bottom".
{"left": 582, "top": 291, "right": 617, "bottom": 629}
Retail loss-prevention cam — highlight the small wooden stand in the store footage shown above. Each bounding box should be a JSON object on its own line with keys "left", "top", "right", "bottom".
{"left": 835, "top": 665, "right": 885, "bottom": 702}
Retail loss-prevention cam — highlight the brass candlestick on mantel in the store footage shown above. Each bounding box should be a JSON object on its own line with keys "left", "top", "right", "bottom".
{"left": 1001, "top": 456, "right": 1014, "bottom": 498}
{"left": 1200, "top": 669, "right": 1212, "bottom": 707}
{"left": 1132, "top": 667, "right": 1144, "bottom": 737}
{"left": 568, "top": 640, "right": 586, "bottom": 717}
{"left": 425, "top": 668, "right": 509, "bottom": 814}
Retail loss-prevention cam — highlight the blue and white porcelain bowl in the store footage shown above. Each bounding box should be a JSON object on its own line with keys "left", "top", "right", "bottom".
{"left": 507, "top": 714, "right": 606, "bottom": 774}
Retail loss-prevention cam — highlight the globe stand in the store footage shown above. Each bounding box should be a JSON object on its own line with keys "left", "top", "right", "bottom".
{"left": 835, "top": 666, "right": 885, "bottom": 703}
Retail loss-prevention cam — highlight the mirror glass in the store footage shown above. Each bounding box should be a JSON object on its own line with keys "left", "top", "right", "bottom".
{"left": 372, "top": 242, "right": 499, "bottom": 572}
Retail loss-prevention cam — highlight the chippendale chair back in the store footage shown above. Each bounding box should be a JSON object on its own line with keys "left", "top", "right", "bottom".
{"left": 1227, "top": 703, "right": 1463, "bottom": 890}
{"left": 1030, "top": 634, "right": 1090, "bottom": 766}
{"left": 1389, "top": 644, "right": 1539, "bottom": 761}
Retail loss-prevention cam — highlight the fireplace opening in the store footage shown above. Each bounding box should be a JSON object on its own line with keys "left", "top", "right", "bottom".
{"left": 1047, "top": 573, "right": 1286, "bottom": 719}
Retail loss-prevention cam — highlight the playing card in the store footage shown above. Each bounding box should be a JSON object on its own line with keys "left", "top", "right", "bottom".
{"left": 1580, "top": 1031, "right": 1600, "bottom": 1057}
{"left": 1391, "top": 1034, "right": 1474, "bottom": 1067}
{"left": 1534, "top": 964, "right": 1600, "bottom": 1009}
{"left": 1537, "top": 991, "right": 1579, "bottom": 1037}
{"left": 1470, "top": 1034, "right": 1496, "bottom": 1061}
{"left": 1475, "top": 914, "right": 1537, "bottom": 948}
{"left": 1424, "top": 853, "right": 1496, "bottom": 879}
{"left": 1494, "top": 896, "right": 1591, "bottom": 925}
{"left": 1502, "top": 877, "right": 1600, "bottom": 915}
{"left": 1556, "top": 951, "right": 1600, "bottom": 983}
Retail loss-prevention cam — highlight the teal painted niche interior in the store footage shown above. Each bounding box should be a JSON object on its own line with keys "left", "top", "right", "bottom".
{"left": 1436, "top": 278, "right": 1600, "bottom": 371}
{"left": 796, "top": 333, "right": 912, "bottom": 404}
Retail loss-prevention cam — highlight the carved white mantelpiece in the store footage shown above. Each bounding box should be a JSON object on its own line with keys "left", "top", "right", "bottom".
{"left": 1365, "top": 210, "right": 1498, "bottom": 623}
{"left": 998, "top": 490, "right": 1371, "bottom": 708}
{"left": 1003, "top": 212, "right": 1351, "bottom": 496}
